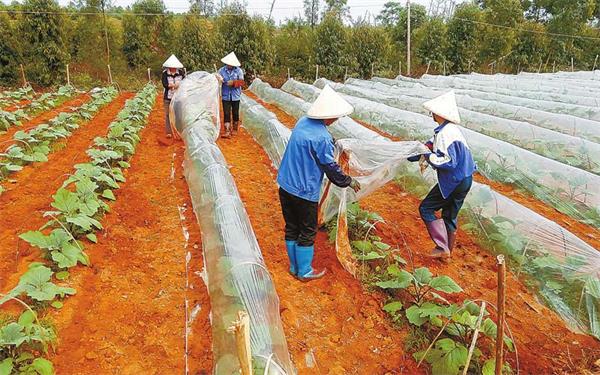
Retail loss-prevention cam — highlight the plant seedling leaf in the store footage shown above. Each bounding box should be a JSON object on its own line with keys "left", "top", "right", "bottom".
{"left": 429, "top": 275, "right": 463, "bottom": 293}
{"left": 406, "top": 305, "right": 428, "bottom": 327}
{"left": 383, "top": 301, "right": 403, "bottom": 314}
{"left": 31, "top": 358, "right": 54, "bottom": 375}
{"left": 0, "top": 358, "right": 13, "bottom": 375}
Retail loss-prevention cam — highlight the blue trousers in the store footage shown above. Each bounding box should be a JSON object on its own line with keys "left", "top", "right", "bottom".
{"left": 419, "top": 176, "right": 473, "bottom": 233}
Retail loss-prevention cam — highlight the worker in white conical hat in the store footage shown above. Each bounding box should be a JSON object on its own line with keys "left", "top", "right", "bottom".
{"left": 277, "top": 85, "right": 361, "bottom": 281}
{"left": 407, "top": 90, "right": 476, "bottom": 258}
{"left": 161, "top": 54, "right": 185, "bottom": 141}
{"left": 218, "top": 52, "right": 244, "bottom": 138}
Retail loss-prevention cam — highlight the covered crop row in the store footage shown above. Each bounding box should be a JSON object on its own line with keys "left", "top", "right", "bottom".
{"left": 331, "top": 78, "right": 600, "bottom": 175}
{"left": 249, "top": 78, "right": 600, "bottom": 340}
{"left": 170, "top": 72, "right": 293, "bottom": 374}
{"left": 284, "top": 78, "right": 600, "bottom": 229}
{"left": 373, "top": 77, "right": 600, "bottom": 144}
{"left": 0, "top": 83, "right": 156, "bottom": 374}
{"left": 0, "top": 85, "right": 77, "bottom": 132}
{"left": 0, "top": 87, "right": 118, "bottom": 191}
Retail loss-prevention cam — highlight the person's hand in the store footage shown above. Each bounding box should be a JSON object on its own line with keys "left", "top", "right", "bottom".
{"left": 227, "top": 80, "right": 234, "bottom": 87}
{"left": 168, "top": 83, "right": 175, "bottom": 89}
{"left": 419, "top": 155, "right": 429, "bottom": 174}
{"left": 349, "top": 178, "right": 361, "bottom": 193}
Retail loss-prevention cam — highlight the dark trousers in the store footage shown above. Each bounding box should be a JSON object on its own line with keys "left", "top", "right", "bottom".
{"left": 419, "top": 176, "right": 473, "bottom": 233}
{"left": 164, "top": 99, "right": 172, "bottom": 135}
{"left": 222, "top": 100, "right": 240, "bottom": 123}
{"left": 279, "top": 187, "right": 318, "bottom": 247}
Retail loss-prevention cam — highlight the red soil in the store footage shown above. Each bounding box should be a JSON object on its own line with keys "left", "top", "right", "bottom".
{"left": 0, "top": 92, "right": 131, "bottom": 289}
{"left": 218, "top": 130, "right": 424, "bottom": 374}
{"left": 244, "top": 91, "right": 600, "bottom": 373}
{"left": 46, "top": 97, "right": 213, "bottom": 374}
{"left": 0, "top": 93, "right": 91, "bottom": 146}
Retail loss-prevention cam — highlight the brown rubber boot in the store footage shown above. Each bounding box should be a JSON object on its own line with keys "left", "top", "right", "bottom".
{"left": 425, "top": 219, "right": 451, "bottom": 258}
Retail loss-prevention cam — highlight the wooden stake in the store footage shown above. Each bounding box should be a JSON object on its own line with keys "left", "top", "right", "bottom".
{"left": 537, "top": 61, "right": 543, "bottom": 73}
{"left": 147, "top": 68, "right": 151, "bottom": 82}
{"left": 66, "top": 64, "right": 70, "bottom": 86}
{"left": 344, "top": 66, "right": 348, "bottom": 81}
{"left": 552, "top": 60, "right": 556, "bottom": 73}
{"left": 20, "top": 64, "right": 27, "bottom": 87}
{"left": 213, "top": 64, "right": 218, "bottom": 73}
{"left": 398, "top": 61, "right": 402, "bottom": 76}
{"left": 463, "top": 302, "right": 487, "bottom": 375}
{"left": 571, "top": 57, "right": 574, "bottom": 72}
{"left": 107, "top": 64, "right": 113, "bottom": 85}
{"left": 425, "top": 61, "right": 431, "bottom": 75}
{"left": 287, "top": 67, "right": 290, "bottom": 80}
{"left": 406, "top": 0, "right": 411, "bottom": 76}
{"left": 371, "top": 62, "right": 374, "bottom": 78}
{"left": 443, "top": 59, "right": 447, "bottom": 76}
{"left": 593, "top": 55, "right": 598, "bottom": 71}
{"left": 315, "top": 64, "right": 319, "bottom": 81}
{"left": 495, "top": 255, "right": 506, "bottom": 375}
{"left": 227, "top": 311, "right": 252, "bottom": 375}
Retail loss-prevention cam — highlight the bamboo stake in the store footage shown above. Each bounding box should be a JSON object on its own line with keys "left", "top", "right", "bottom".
{"left": 315, "top": 64, "right": 319, "bottom": 81}
{"left": 552, "top": 60, "right": 556, "bottom": 73}
{"left": 463, "top": 302, "right": 487, "bottom": 375}
{"left": 398, "top": 61, "right": 402, "bottom": 76}
{"left": 425, "top": 61, "right": 431, "bottom": 75}
{"left": 287, "top": 67, "right": 290, "bottom": 80}
{"left": 66, "top": 64, "right": 70, "bottom": 86}
{"left": 495, "top": 255, "right": 506, "bottom": 375}
{"left": 213, "top": 64, "right": 218, "bottom": 73}
{"left": 20, "top": 64, "right": 27, "bottom": 87}
{"left": 227, "top": 311, "right": 252, "bottom": 375}
{"left": 107, "top": 64, "right": 113, "bottom": 85}
{"left": 371, "top": 62, "right": 374, "bottom": 78}
{"left": 147, "top": 68, "right": 151, "bottom": 82}
{"left": 571, "top": 57, "right": 574, "bottom": 72}
{"left": 344, "top": 66, "right": 348, "bottom": 81}
{"left": 593, "top": 55, "right": 598, "bottom": 71}
{"left": 406, "top": 0, "right": 411, "bottom": 76}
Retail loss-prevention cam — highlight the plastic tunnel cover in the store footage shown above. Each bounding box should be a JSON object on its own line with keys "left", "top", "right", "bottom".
{"left": 251, "top": 77, "right": 600, "bottom": 340}
{"left": 170, "top": 72, "right": 294, "bottom": 374}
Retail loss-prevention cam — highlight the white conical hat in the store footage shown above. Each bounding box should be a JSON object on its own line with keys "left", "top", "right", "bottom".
{"left": 423, "top": 90, "right": 461, "bottom": 124}
{"left": 306, "top": 85, "right": 353, "bottom": 119}
{"left": 221, "top": 52, "right": 241, "bottom": 67}
{"left": 163, "top": 54, "right": 183, "bottom": 69}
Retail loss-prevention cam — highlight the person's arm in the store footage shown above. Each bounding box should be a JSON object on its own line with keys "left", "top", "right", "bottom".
{"left": 426, "top": 141, "right": 460, "bottom": 170}
{"left": 313, "top": 137, "right": 352, "bottom": 188}
{"left": 161, "top": 71, "right": 169, "bottom": 90}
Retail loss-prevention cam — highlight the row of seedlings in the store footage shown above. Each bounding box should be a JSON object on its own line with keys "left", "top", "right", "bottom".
{"left": 0, "top": 86, "right": 78, "bottom": 133}
{"left": 0, "top": 87, "right": 118, "bottom": 193}
{"left": 0, "top": 83, "right": 156, "bottom": 374}
{"left": 0, "top": 86, "right": 35, "bottom": 109}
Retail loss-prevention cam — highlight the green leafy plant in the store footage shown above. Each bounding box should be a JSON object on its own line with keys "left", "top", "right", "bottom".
{"left": 0, "top": 263, "right": 75, "bottom": 306}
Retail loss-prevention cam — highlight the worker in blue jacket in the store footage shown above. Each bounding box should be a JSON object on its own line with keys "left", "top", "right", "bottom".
{"left": 408, "top": 91, "right": 476, "bottom": 258}
{"left": 277, "top": 85, "right": 361, "bottom": 281}
{"left": 218, "top": 52, "right": 244, "bottom": 138}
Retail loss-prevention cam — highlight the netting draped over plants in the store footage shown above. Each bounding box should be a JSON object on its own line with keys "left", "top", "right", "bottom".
{"left": 170, "top": 72, "right": 294, "bottom": 374}
{"left": 287, "top": 78, "right": 600, "bottom": 229}
{"left": 249, "top": 78, "right": 600, "bottom": 339}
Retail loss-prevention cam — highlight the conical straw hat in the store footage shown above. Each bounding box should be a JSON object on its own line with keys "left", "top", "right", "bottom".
{"left": 163, "top": 54, "right": 184, "bottom": 69}
{"left": 423, "top": 90, "right": 461, "bottom": 124}
{"left": 306, "top": 85, "right": 354, "bottom": 119}
{"left": 221, "top": 52, "right": 241, "bottom": 67}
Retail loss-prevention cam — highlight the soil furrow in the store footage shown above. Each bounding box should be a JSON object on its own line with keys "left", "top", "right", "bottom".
{"left": 243, "top": 92, "right": 600, "bottom": 373}
{"left": 0, "top": 93, "right": 91, "bottom": 145}
{"left": 48, "top": 97, "right": 212, "bottom": 374}
{"left": 0, "top": 92, "right": 131, "bottom": 289}
{"left": 217, "top": 129, "right": 423, "bottom": 374}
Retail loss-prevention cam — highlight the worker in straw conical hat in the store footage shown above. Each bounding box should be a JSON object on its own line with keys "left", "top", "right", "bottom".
{"left": 218, "top": 52, "right": 244, "bottom": 138}
{"left": 407, "top": 90, "right": 476, "bottom": 259}
{"left": 277, "top": 85, "right": 361, "bottom": 281}
{"left": 161, "top": 54, "right": 185, "bottom": 141}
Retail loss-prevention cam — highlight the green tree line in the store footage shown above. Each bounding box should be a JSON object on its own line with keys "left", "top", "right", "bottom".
{"left": 1, "top": 0, "right": 600, "bottom": 88}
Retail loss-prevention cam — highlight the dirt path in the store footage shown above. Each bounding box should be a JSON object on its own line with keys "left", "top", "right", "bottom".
{"left": 217, "top": 130, "right": 423, "bottom": 374}
{"left": 0, "top": 92, "right": 131, "bottom": 289}
{"left": 0, "top": 93, "right": 90, "bottom": 145}
{"left": 245, "top": 91, "right": 600, "bottom": 250}
{"left": 48, "top": 97, "right": 213, "bottom": 374}
{"left": 244, "top": 92, "right": 600, "bottom": 373}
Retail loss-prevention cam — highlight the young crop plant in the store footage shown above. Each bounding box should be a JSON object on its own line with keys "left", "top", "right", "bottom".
{"left": 0, "top": 86, "right": 35, "bottom": 109}
{"left": 0, "top": 87, "right": 118, "bottom": 193}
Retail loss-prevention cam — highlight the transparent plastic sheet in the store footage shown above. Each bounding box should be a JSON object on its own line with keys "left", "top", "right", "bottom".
{"left": 256, "top": 78, "right": 600, "bottom": 338}
{"left": 375, "top": 75, "right": 600, "bottom": 108}
{"left": 170, "top": 72, "right": 294, "bottom": 374}
{"left": 371, "top": 76, "right": 600, "bottom": 143}
{"left": 240, "top": 91, "right": 427, "bottom": 276}
{"left": 287, "top": 78, "right": 600, "bottom": 228}
{"left": 334, "top": 78, "right": 600, "bottom": 175}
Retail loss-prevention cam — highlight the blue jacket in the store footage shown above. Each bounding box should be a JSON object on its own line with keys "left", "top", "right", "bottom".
{"left": 277, "top": 117, "right": 352, "bottom": 202}
{"left": 219, "top": 66, "right": 244, "bottom": 101}
{"left": 425, "top": 121, "right": 476, "bottom": 199}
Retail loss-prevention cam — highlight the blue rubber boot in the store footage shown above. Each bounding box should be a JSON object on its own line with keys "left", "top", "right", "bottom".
{"left": 296, "top": 245, "right": 326, "bottom": 281}
{"left": 285, "top": 240, "right": 298, "bottom": 276}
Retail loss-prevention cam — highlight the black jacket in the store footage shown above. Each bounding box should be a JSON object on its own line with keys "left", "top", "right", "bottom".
{"left": 162, "top": 69, "right": 186, "bottom": 100}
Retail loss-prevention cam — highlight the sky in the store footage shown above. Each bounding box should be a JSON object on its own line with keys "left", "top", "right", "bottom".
{"left": 0, "top": 0, "right": 446, "bottom": 24}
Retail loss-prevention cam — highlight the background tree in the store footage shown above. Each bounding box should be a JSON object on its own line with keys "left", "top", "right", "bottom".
{"left": 506, "top": 21, "right": 549, "bottom": 72}
{"left": 304, "top": 0, "right": 319, "bottom": 28}
{"left": 348, "top": 21, "right": 387, "bottom": 78}
{"left": 314, "top": 12, "right": 349, "bottom": 79}
{"left": 478, "top": 0, "right": 524, "bottom": 68}
{"left": 376, "top": 1, "right": 403, "bottom": 27}
{"left": 446, "top": 3, "right": 483, "bottom": 73}
{"left": 177, "top": 16, "right": 217, "bottom": 71}
{"left": 0, "top": 12, "right": 21, "bottom": 85}
{"left": 189, "top": 0, "right": 215, "bottom": 16}
{"left": 274, "top": 19, "right": 316, "bottom": 80}
{"left": 18, "top": 0, "right": 70, "bottom": 86}
{"left": 323, "top": 0, "right": 350, "bottom": 21}
{"left": 414, "top": 18, "right": 448, "bottom": 74}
